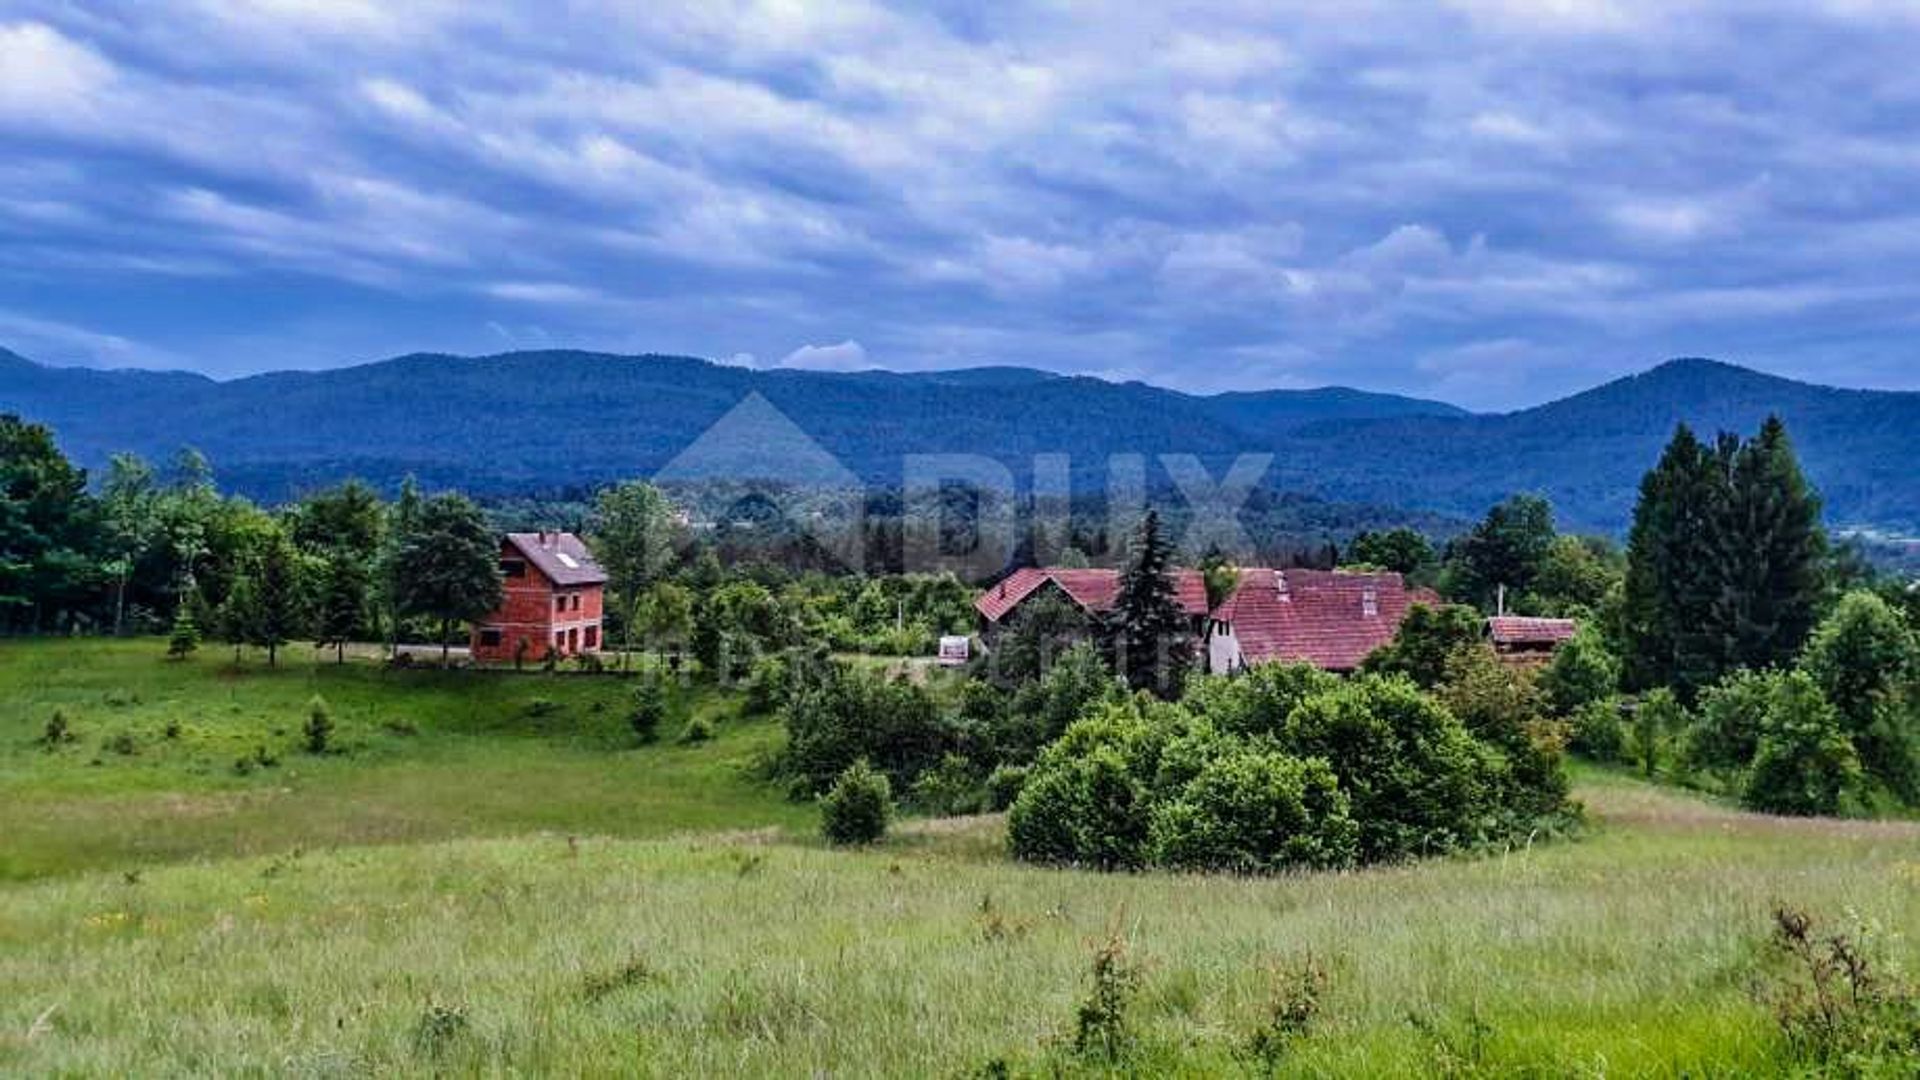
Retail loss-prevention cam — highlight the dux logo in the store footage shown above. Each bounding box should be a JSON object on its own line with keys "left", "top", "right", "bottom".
{"left": 653, "top": 393, "right": 867, "bottom": 571}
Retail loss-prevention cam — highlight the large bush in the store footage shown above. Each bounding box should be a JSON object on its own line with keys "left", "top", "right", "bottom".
{"left": 1181, "top": 663, "right": 1339, "bottom": 738}
{"left": 821, "top": 759, "right": 892, "bottom": 845}
{"left": 1436, "top": 645, "right": 1569, "bottom": 817}
{"left": 1800, "top": 590, "right": 1919, "bottom": 801}
{"left": 1146, "top": 748, "right": 1357, "bottom": 872}
{"left": 1359, "top": 604, "right": 1486, "bottom": 689}
{"left": 1010, "top": 666, "right": 1571, "bottom": 873}
{"left": 777, "top": 661, "right": 951, "bottom": 797}
{"left": 1006, "top": 701, "right": 1166, "bottom": 869}
{"left": 998, "top": 641, "right": 1124, "bottom": 763}
{"left": 1283, "top": 674, "right": 1492, "bottom": 861}
{"left": 1537, "top": 625, "right": 1620, "bottom": 716}
{"left": 1742, "top": 672, "right": 1863, "bottom": 816}
{"left": 1685, "top": 669, "right": 1774, "bottom": 779}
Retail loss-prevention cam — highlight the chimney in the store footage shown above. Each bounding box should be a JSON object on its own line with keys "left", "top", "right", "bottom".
{"left": 1275, "top": 572, "right": 1291, "bottom": 603}
{"left": 1362, "top": 585, "right": 1379, "bottom": 618}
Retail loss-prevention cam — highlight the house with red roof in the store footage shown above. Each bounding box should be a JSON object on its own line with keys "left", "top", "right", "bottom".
{"left": 1205, "top": 568, "right": 1440, "bottom": 674}
{"left": 470, "top": 531, "right": 608, "bottom": 664}
{"left": 974, "top": 566, "right": 1211, "bottom": 638}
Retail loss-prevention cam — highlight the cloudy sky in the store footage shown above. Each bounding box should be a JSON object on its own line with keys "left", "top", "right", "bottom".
{"left": 3, "top": 1, "right": 1920, "bottom": 409}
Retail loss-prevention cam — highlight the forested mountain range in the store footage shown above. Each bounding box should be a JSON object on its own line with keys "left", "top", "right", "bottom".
{"left": 3, "top": 347, "right": 1916, "bottom": 534}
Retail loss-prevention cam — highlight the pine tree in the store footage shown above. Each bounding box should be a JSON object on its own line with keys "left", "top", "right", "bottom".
{"left": 1106, "top": 510, "right": 1192, "bottom": 697}
{"left": 249, "top": 529, "right": 304, "bottom": 668}
{"left": 1625, "top": 418, "right": 1825, "bottom": 700}
{"left": 1718, "top": 416, "right": 1825, "bottom": 672}
{"left": 1623, "top": 425, "right": 1726, "bottom": 697}
{"left": 313, "top": 550, "right": 369, "bottom": 664}
{"left": 216, "top": 575, "right": 256, "bottom": 663}
{"left": 166, "top": 596, "right": 200, "bottom": 660}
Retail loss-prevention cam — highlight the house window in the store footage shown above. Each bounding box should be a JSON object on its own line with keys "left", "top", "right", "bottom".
{"left": 555, "top": 631, "right": 565, "bottom": 649}
{"left": 574, "top": 594, "right": 583, "bottom": 612}
{"left": 568, "top": 628, "right": 579, "bottom": 651}
{"left": 478, "top": 628, "right": 502, "bottom": 647}
{"left": 584, "top": 626, "right": 599, "bottom": 648}
{"left": 501, "top": 559, "right": 526, "bottom": 579}
{"left": 555, "top": 594, "right": 568, "bottom": 614}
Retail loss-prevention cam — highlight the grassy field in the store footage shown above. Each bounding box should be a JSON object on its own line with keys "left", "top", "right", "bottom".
{"left": 0, "top": 639, "right": 809, "bottom": 881}
{"left": 3, "top": 639, "right": 1918, "bottom": 1075}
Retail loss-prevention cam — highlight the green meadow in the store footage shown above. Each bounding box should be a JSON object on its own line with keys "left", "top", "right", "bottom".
{"left": 3, "top": 639, "right": 1918, "bottom": 1076}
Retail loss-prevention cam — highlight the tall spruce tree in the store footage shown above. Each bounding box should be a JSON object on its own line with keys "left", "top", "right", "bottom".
{"left": 1716, "top": 416, "right": 1824, "bottom": 672}
{"left": 313, "top": 550, "right": 369, "bottom": 664}
{"left": 248, "top": 527, "right": 304, "bottom": 668}
{"left": 1624, "top": 418, "right": 1824, "bottom": 700}
{"left": 1106, "top": 510, "right": 1192, "bottom": 696}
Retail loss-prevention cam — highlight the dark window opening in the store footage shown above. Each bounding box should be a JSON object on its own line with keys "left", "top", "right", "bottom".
{"left": 501, "top": 559, "right": 526, "bottom": 578}
{"left": 478, "top": 628, "right": 503, "bottom": 647}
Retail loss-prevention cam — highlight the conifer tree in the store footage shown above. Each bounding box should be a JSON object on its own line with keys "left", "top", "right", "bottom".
{"left": 248, "top": 528, "right": 304, "bottom": 668}
{"left": 1107, "top": 510, "right": 1192, "bottom": 696}
{"left": 313, "top": 550, "right": 369, "bottom": 664}
{"left": 1624, "top": 418, "right": 1825, "bottom": 699}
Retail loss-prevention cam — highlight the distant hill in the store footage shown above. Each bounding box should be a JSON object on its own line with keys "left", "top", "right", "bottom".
{"left": 2, "top": 349, "right": 1915, "bottom": 533}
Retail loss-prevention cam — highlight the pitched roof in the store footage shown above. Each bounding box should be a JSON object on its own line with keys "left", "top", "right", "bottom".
{"left": 504, "top": 532, "right": 608, "bottom": 587}
{"left": 975, "top": 567, "right": 1210, "bottom": 623}
{"left": 1487, "top": 616, "right": 1578, "bottom": 646}
{"left": 1213, "top": 568, "right": 1430, "bottom": 672}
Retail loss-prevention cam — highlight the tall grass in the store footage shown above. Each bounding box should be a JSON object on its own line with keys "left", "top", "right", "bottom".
{"left": 2, "top": 640, "right": 1917, "bottom": 1074}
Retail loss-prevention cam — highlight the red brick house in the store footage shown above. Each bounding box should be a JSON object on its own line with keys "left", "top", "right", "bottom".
{"left": 974, "top": 566, "right": 1212, "bottom": 639}
{"left": 470, "top": 532, "right": 607, "bottom": 664}
{"left": 1206, "top": 569, "right": 1441, "bottom": 674}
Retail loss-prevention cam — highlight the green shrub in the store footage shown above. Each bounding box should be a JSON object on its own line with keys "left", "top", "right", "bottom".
{"left": 1181, "top": 662, "right": 1339, "bottom": 738}
{"left": 1072, "top": 932, "right": 1139, "bottom": 1062}
{"left": 908, "top": 753, "right": 985, "bottom": 815}
{"left": 1742, "top": 672, "right": 1862, "bottom": 816}
{"left": 1801, "top": 590, "right": 1920, "bottom": 801}
{"left": 680, "top": 716, "right": 714, "bottom": 745}
{"left": 523, "top": 697, "right": 561, "bottom": 719}
{"left": 1436, "top": 644, "right": 1569, "bottom": 816}
{"left": 1537, "top": 625, "right": 1618, "bottom": 716}
{"left": 1006, "top": 701, "right": 1163, "bottom": 869}
{"left": 742, "top": 653, "right": 792, "bottom": 716}
{"left": 629, "top": 676, "right": 668, "bottom": 744}
{"left": 997, "top": 641, "right": 1122, "bottom": 762}
{"left": 1631, "top": 688, "right": 1688, "bottom": 780}
{"left": 777, "top": 661, "right": 950, "bottom": 797}
{"left": 166, "top": 605, "right": 200, "bottom": 660}
{"left": 1687, "top": 670, "right": 1773, "bottom": 778}
{"left": 984, "top": 764, "right": 1028, "bottom": 811}
{"left": 1146, "top": 747, "right": 1357, "bottom": 872}
{"left": 40, "top": 710, "right": 73, "bottom": 747}
{"left": 303, "top": 694, "right": 333, "bottom": 755}
{"left": 1359, "top": 603, "right": 1486, "bottom": 689}
{"left": 105, "top": 731, "right": 138, "bottom": 756}
{"left": 821, "top": 759, "right": 891, "bottom": 845}
{"left": 1569, "top": 697, "right": 1628, "bottom": 763}
{"left": 1282, "top": 675, "right": 1489, "bottom": 862}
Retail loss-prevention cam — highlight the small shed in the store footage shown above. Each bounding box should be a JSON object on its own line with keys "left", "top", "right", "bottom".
{"left": 1486, "top": 616, "right": 1578, "bottom": 667}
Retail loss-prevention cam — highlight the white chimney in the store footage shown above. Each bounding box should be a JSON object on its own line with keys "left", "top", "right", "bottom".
{"left": 1362, "top": 586, "right": 1379, "bottom": 618}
